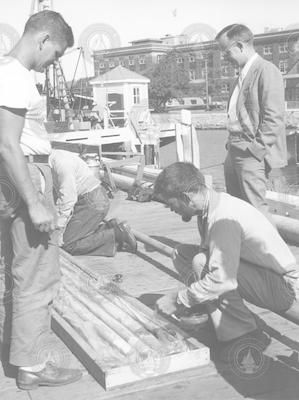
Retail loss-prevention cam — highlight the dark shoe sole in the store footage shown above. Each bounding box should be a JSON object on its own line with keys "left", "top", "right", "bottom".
{"left": 118, "top": 222, "right": 137, "bottom": 253}
{"left": 107, "top": 219, "right": 137, "bottom": 253}
{"left": 17, "top": 373, "right": 82, "bottom": 391}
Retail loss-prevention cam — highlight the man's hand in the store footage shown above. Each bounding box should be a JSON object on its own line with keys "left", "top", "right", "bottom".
{"left": 156, "top": 292, "right": 180, "bottom": 316}
{"left": 28, "top": 199, "right": 57, "bottom": 233}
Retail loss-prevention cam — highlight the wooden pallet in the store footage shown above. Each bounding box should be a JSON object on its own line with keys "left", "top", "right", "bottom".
{"left": 51, "top": 250, "right": 210, "bottom": 391}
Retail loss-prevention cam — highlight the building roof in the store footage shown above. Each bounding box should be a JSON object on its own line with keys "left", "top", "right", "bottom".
{"left": 130, "top": 38, "right": 163, "bottom": 45}
{"left": 94, "top": 28, "right": 299, "bottom": 56}
{"left": 90, "top": 66, "right": 150, "bottom": 85}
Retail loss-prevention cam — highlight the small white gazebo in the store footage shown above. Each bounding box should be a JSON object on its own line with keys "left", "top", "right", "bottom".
{"left": 90, "top": 66, "right": 150, "bottom": 127}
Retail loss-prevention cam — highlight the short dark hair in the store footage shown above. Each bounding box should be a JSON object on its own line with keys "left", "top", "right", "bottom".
{"left": 153, "top": 162, "right": 206, "bottom": 200}
{"left": 215, "top": 24, "right": 253, "bottom": 45}
{"left": 24, "top": 10, "right": 74, "bottom": 47}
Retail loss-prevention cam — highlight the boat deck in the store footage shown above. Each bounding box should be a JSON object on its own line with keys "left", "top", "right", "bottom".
{"left": 2, "top": 190, "right": 299, "bottom": 400}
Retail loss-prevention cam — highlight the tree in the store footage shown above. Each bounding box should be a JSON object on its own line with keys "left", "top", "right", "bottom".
{"left": 145, "top": 50, "right": 190, "bottom": 112}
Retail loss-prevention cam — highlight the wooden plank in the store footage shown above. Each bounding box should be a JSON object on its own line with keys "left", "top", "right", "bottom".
{"left": 175, "top": 124, "right": 184, "bottom": 162}
{"left": 27, "top": 364, "right": 216, "bottom": 400}
{"left": 0, "top": 389, "right": 30, "bottom": 400}
{"left": 191, "top": 125, "right": 200, "bottom": 169}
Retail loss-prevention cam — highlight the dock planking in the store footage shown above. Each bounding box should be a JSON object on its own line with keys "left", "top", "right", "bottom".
{"left": 2, "top": 190, "right": 299, "bottom": 399}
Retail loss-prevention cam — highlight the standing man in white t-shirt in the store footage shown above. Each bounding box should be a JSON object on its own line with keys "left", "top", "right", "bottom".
{"left": 0, "top": 11, "right": 82, "bottom": 390}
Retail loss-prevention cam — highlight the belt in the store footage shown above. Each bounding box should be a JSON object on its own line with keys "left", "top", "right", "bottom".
{"left": 228, "top": 132, "right": 246, "bottom": 141}
{"left": 79, "top": 184, "right": 101, "bottom": 199}
{"left": 24, "top": 155, "right": 49, "bottom": 163}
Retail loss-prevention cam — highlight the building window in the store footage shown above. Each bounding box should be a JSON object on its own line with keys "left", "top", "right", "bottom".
{"left": 190, "top": 99, "right": 197, "bottom": 105}
{"left": 221, "top": 83, "right": 229, "bottom": 94}
{"left": 133, "top": 87, "right": 140, "bottom": 104}
{"left": 120, "top": 60, "right": 125, "bottom": 67}
{"left": 157, "top": 54, "right": 162, "bottom": 63}
{"left": 177, "top": 57, "right": 183, "bottom": 64}
{"left": 279, "top": 43, "right": 288, "bottom": 53}
{"left": 129, "top": 59, "right": 135, "bottom": 66}
{"left": 189, "top": 70, "right": 196, "bottom": 81}
{"left": 99, "top": 62, "right": 105, "bottom": 69}
{"left": 279, "top": 60, "right": 288, "bottom": 74}
{"left": 263, "top": 45, "right": 272, "bottom": 55}
{"left": 109, "top": 61, "right": 115, "bottom": 68}
{"left": 189, "top": 55, "right": 195, "bottom": 63}
{"left": 221, "top": 65, "right": 229, "bottom": 76}
{"left": 139, "top": 57, "right": 145, "bottom": 65}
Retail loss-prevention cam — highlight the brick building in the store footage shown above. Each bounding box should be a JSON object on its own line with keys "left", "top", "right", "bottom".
{"left": 93, "top": 28, "right": 299, "bottom": 103}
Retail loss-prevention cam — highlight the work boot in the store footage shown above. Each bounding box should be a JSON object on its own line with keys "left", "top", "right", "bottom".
{"left": 106, "top": 218, "right": 137, "bottom": 253}
{"left": 17, "top": 362, "right": 82, "bottom": 390}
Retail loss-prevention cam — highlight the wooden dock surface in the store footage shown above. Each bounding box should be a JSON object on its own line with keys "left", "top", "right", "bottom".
{"left": 2, "top": 190, "right": 299, "bottom": 399}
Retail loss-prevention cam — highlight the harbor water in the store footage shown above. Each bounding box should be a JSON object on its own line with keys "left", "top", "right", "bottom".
{"left": 196, "top": 128, "right": 299, "bottom": 195}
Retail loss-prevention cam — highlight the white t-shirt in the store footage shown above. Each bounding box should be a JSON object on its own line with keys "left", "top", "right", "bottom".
{"left": 0, "top": 56, "right": 51, "bottom": 155}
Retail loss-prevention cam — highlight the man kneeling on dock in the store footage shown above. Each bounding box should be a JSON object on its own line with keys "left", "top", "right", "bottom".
{"left": 154, "top": 162, "right": 299, "bottom": 359}
{"left": 49, "top": 149, "right": 137, "bottom": 256}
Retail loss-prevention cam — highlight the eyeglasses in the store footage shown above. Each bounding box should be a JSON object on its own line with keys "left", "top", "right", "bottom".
{"left": 220, "top": 41, "right": 237, "bottom": 56}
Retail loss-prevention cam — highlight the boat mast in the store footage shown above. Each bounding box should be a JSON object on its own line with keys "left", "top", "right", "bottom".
{"left": 54, "top": 60, "right": 75, "bottom": 130}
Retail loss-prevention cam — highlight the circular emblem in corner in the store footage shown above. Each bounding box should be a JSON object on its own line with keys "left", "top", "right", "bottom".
{"left": 78, "top": 23, "right": 121, "bottom": 62}
{"left": 181, "top": 23, "right": 217, "bottom": 43}
{"left": 228, "top": 337, "right": 270, "bottom": 380}
{"left": 0, "top": 23, "right": 20, "bottom": 56}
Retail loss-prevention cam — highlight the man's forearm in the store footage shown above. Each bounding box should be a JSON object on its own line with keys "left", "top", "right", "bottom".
{"left": 177, "top": 275, "right": 238, "bottom": 308}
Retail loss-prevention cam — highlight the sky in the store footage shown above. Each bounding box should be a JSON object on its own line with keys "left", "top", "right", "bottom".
{"left": 1, "top": 0, "right": 299, "bottom": 80}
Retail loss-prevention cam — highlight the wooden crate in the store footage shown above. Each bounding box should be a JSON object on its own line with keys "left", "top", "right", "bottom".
{"left": 52, "top": 250, "right": 210, "bottom": 391}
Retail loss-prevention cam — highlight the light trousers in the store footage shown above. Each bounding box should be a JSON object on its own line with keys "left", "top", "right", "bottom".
{"left": 1, "top": 163, "right": 60, "bottom": 366}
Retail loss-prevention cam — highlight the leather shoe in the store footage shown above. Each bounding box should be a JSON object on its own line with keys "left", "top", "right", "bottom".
{"left": 17, "top": 362, "right": 82, "bottom": 390}
{"left": 107, "top": 218, "right": 137, "bottom": 253}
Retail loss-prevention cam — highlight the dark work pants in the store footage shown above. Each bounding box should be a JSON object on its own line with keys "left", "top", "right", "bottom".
{"left": 62, "top": 185, "right": 116, "bottom": 257}
{"left": 173, "top": 244, "right": 299, "bottom": 341}
{"left": 1, "top": 163, "right": 60, "bottom": 367}
{"left": 224, "top": 145, "right": 270, "bottom": 213}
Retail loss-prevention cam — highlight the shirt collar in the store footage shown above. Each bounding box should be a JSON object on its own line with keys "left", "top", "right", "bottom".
{"left": 240, "top": 52, "right": 259, "bottom": 82}
{"left": 199, "top": 189, "right": 220, "bottom": 222}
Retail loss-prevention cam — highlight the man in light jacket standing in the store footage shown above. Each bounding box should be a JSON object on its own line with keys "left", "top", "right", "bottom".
{"left": 216, "top": 24, "right": 287, "bottom": 213}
